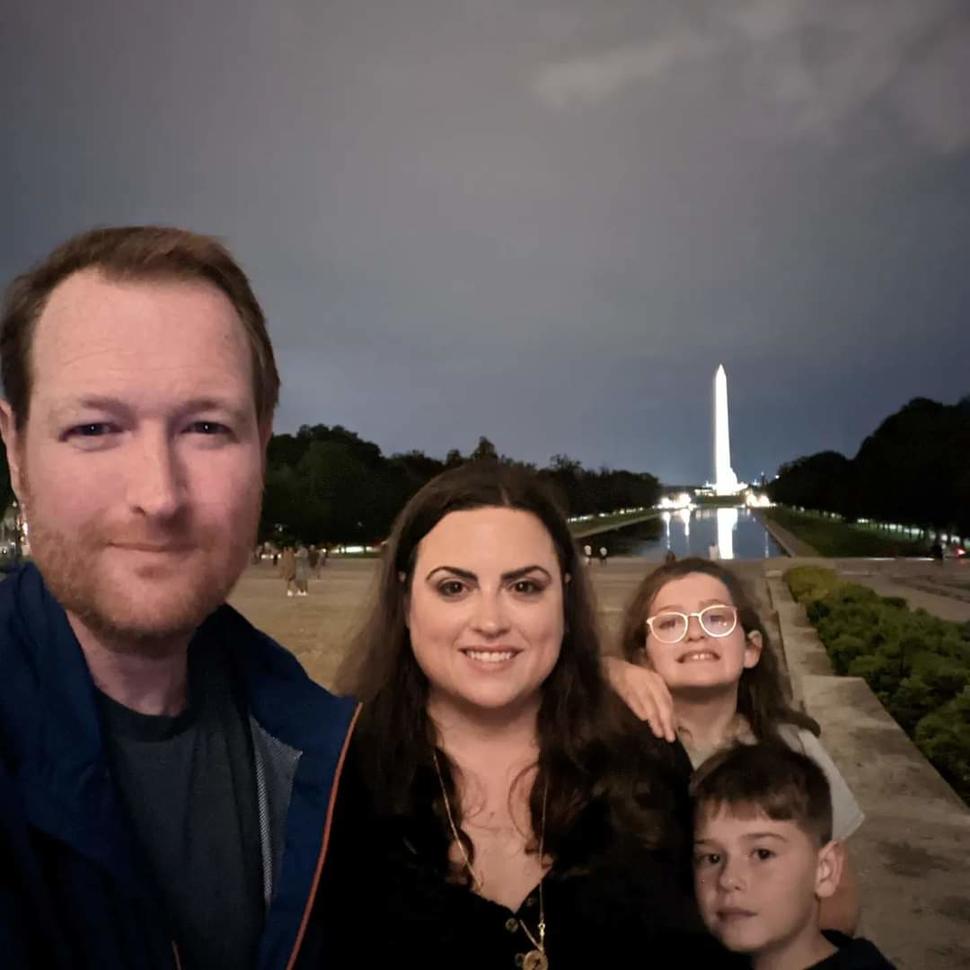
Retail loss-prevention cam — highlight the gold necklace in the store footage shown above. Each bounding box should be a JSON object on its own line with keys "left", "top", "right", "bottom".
{"left": 432, "top": 749, "right": 549, "bottom": 970}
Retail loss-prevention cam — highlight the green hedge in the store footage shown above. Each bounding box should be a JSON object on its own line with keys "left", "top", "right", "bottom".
{"left": 786, "top": 565, "right": 970, "bottom": 804}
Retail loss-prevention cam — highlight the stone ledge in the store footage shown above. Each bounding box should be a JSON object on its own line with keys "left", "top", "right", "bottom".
{"left": 770, "top": 570, "right": 970, "bottom": 970}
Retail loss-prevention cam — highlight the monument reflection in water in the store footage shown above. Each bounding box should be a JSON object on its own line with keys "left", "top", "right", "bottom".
{"left": 596, "top": 507, "right": 782, "bottom": 561}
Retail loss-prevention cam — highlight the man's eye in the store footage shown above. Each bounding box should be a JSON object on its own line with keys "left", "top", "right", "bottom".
{"left": 67, "top": 423, "right": 115, "bottom": 438}
{"left": 186, "top": 421, "right": 230, "bottom": 435}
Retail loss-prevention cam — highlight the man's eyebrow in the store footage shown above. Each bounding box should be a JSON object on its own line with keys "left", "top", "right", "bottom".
{"left": 48, "top": 396, "right": 251, "bottom": 421}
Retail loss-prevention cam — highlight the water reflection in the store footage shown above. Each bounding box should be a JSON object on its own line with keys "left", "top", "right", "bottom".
{"left": 598, "top": 507, "right": 783, "bottom": 560}
{"left": 716, "top": 506, "right": 738, "bottom": 560}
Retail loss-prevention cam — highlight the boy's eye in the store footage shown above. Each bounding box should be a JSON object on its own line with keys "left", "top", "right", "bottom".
{"left": 754, "top": 848, "right": 775, "bottom": 861}
{"left": 694, "top": 852, "right": 721, "bottom": 867}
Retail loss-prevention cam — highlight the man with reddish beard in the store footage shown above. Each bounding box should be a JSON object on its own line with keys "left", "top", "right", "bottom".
{"left": 0, "top": 227, "right": 357, "bottom": 970}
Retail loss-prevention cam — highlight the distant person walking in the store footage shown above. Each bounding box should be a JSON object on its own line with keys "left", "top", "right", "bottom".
{"left": 280, "top": 546, "right": 297, "bottom": 596}
{"left": 294, "top": 545, "right": 310, "bottom": 596}
{"left": 583, "top": 543, "right": 593, "bottom": 566}
{"left": 308, "top": 544, "right": 321, "bottom": 577}
{"left": 598, "top": 545, "right": 608, "bottom": 565}
{"left": 930, "top": 537, "right": 944, "bottom": 566}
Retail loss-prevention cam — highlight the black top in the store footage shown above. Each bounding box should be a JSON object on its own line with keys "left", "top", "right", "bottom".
{"left": 808, "top": 931, "right": 896, "bottom": 969}
{"left": 308, "top": 731, "right": 743, "bottom": 969}
{"left": 98, "top": 636, "right": 264, "bottom": 970}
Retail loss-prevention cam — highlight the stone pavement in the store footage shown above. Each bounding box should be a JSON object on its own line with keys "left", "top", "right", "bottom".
{"left": 229, "top": 555, "right": 970, "bottom": 968}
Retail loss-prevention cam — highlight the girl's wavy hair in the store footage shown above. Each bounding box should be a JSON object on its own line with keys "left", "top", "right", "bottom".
{"left": 338, "top": 462, "right": 685, "bottom": 876}
{"left": 618, "top": 557, "right": 818, "bottom": 740}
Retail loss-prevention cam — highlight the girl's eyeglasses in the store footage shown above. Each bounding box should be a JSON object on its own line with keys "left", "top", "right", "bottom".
{"left": 645, "top": 604, "right": 739, "bottom": 644}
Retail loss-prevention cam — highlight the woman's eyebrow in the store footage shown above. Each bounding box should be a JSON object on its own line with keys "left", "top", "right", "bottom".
{"left": 501, "top": 565, "right": 552, "bottom": 582}
{"left": 425, "top": 566, "right": 476, "bottom": 581}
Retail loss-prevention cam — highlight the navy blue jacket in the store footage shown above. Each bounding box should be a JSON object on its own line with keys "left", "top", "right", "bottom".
{"left": 0, "top": 564, "right": 357, "bottom": 970}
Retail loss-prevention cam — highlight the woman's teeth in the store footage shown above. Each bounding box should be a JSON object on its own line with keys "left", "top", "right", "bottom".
{"left": 464, "top": 650, "right": 516, "bottom": 663}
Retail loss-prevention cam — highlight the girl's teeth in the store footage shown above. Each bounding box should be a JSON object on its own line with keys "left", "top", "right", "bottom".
{"left": 683, "top": 651, "right": 717, "bottom": 661}
{"left": 466, "top": 650, "right": 515, "bottom": 663}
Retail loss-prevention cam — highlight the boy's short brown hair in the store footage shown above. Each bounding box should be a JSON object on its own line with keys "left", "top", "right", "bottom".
{"left": 0, "top": 225, "right": 280, "bottom": 430}
{"left": 691, "top": 743, "right": 834, "bottom": 844}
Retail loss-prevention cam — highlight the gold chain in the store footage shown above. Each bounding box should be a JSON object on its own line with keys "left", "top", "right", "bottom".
{"left": 432, "top": 749, "right": 548, "bottom": 963}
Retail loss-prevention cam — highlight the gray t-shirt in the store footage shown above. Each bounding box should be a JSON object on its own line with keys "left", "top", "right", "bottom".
{"left": 98, "top": 638, "right": 264, "bottom": 970}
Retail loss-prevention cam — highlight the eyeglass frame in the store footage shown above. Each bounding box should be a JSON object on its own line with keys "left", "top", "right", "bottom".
{"left": 644, "top": 604, "right": 740, "bottom": 644}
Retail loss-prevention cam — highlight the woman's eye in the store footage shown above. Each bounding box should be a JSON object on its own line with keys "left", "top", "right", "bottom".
{"left": 511, "top": 579, "right": 542, "bottom": 595}
{"left": 437, "top": 580, "right": 466, "bottom": 597}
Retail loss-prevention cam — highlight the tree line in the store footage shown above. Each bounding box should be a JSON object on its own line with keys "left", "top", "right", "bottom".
{"left": 768, "top": 396, "right": 970, "bottom": 539}
{"left": 261, "top": 426, "right": 661, "bottom": 546}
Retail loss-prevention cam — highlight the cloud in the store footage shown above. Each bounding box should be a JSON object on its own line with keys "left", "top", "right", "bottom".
{"left": 533, "top": 0, "right": 970, "bottom": 155}
{"left": 533, "top": 32, "right": 717, "bottom": 108}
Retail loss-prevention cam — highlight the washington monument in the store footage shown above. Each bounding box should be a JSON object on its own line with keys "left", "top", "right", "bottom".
{"left": 713, "top": 364, "right": 740, "bottom": 495}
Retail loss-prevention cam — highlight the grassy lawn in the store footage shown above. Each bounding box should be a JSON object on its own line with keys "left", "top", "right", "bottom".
{"left": 569, "top": 508, "right": 658, "bottom": 539}
{"left": 767, "top": 508, "right": 929, "bottom": 557}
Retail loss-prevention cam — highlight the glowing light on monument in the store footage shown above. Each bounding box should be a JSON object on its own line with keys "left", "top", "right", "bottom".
{"left": 713, "top": 364, "right": 741, "bottom": 496}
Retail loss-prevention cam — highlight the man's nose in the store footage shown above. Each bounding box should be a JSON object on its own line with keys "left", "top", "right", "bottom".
{"left": 126, "top": 431, "right": 185, "bottom": 520}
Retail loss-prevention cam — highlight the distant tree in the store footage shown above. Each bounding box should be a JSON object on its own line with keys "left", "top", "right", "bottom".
{"left": 470, "top": 436, "right": 498, "bottom": 462}
{"left": 768, "top": 451, "right": 853, "bottom": 518}
{"left": 771, "top": 396, "right": 970, "bottom": 538}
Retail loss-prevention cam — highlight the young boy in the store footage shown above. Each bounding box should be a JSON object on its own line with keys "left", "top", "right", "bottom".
{"left": 691, "top": 744, "right": 894, "bottom": 969}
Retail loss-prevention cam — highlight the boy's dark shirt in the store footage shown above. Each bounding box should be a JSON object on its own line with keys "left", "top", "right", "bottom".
{"left": 805, "top": 930, "right": 896, "bottom": 969}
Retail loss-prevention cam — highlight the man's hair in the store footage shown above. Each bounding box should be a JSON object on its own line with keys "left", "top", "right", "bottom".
{"left": 691, "top": 743, "right": 833, "bottom": 844}
{"left": 0, "top": 225, "right": 280, "bottom": 429}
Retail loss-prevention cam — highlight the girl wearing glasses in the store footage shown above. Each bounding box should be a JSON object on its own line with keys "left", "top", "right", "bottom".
{"left": 609, "top": 557, "right": 863, "bottom": 932}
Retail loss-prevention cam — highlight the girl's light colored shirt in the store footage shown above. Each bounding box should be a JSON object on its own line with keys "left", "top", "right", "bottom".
{"left": 681, "top": 718, "right": 864, "bottom": 841}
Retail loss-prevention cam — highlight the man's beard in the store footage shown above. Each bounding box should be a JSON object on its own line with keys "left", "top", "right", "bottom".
{"left": 25, "top": 502, "right": 258, "bottom": 654}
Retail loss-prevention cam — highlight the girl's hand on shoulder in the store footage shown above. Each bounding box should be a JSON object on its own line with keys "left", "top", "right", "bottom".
{"left": 602, "top": 657, "right": 676, "bottom": 742}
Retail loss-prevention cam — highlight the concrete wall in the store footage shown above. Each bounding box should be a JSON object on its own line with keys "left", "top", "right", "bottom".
{"left": 767, "top": 571, "right": 970, "bottom": 970}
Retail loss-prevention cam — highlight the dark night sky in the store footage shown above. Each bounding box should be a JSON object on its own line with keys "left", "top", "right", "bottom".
{"left": 3, "top": 0, "right": 969, "bottom": 484}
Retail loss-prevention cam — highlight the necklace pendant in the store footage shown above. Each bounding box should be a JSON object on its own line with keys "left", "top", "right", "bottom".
{"left": 523, "top": 949, "right": 549, "bottom": 970}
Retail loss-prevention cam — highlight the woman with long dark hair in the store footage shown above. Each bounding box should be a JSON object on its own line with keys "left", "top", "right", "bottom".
{"left": 303, "top": 464, "right": 737, "bottom": 968}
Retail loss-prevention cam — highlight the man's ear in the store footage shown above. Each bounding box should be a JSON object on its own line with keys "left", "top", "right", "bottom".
{"left": 0, "top": 401, "right": 26, "bottom": 501}
{"left": 815, "top": 840, "right": 845, "bottom": 900}
{"left": 743, "top": 628, "right": 763, "bottom": 669}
